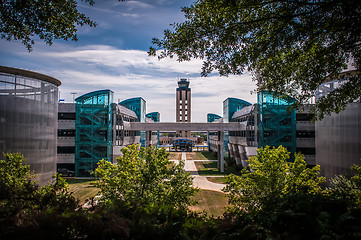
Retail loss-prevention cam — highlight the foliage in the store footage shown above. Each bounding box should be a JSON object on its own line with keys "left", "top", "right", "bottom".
{"left": 2, "top": 152, "right": 361, "bottom": 239}
{"left": 216, "top": 194, "right": 361, "bottom": 240}
{"left": 0, "top": 0, "right": 98, "bottom": 51}
{"left": 126, "top": 205, "right": 212, "bottom": 239}
{"left": 223, "top": 146, "right": 325, "bottom": 212}
{"left": 0, "top": 153, "right": 79, "bottom": 238}
{"left": 0, "top": 153, "right": 38, "bottom": 225}
{"left": 150, "top": 0, "right": 361, "bottom": 119}
{"left": 327, "top": 164, "right": 361, "bottom": 207}
{"left": 191, "top": 131, "right": 207, "bottom": 140}
{"left": 94, "top": 145, "right": 198, "bottom": 210}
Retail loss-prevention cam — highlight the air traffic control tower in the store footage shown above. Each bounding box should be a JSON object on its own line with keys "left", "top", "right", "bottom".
{"left": 176, "top": 78, "right": 191, "bottom": 137}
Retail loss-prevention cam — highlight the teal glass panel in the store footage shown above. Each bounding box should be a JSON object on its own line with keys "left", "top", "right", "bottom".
{"left": 119, "top": 97, "right": 146, "bottom": 122}
{"left": 223, "top": 98, "right": 251, "bottom": 123}
{"left": 223, "top": 98, "right": 252, "bottom": 154}
{"left": 257, "top": 92, "right": 296, "bottom": 159}
{"left": 119, "top": 97, "right": 146, "bottom": 146}
{"left": 207, "top": 113, "right": 222, "bottom": 123}
{"left": 146, "top": 112, "right": 160, "bottom": 122}
{"left": 75, "top": 90, "right": 114, "bottom": 177}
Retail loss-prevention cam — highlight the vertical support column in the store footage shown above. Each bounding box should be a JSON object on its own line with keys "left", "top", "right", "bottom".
{"left": 217, "top": 131, "right": 224, "bottom": 173}
{"left": 145, "top": 130, "right": 152, "bottom": 147}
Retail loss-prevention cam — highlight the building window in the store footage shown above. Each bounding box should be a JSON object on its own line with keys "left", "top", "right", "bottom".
{"left": 58, "top": 112, "right": 76, "bottom": 120}
{"left": 58, "top": 129, "right": 76, "bottom": 137}
{"left": 296, "top": 131, "right": 315, "bottom": 138}
{"left": 296, "top": 147, "right": 316, "bottom": 155}
{"left": 296, "top": 113, "right": 314, "bottom": 121}
{"left": 57, "top": 146, "right": 75, "bottom": 154}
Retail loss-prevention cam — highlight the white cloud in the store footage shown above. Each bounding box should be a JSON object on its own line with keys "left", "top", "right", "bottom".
{"left": 1, "top": 40, "right": 257, "bottom": 122}
{"left": 41, "top": 45, "right": 204, "bottom": 74}
{"left": 121, "top": 13, "right": 140, "bottom": 18}
{"left": 125, "top": 1, "right": 154, "bottom": 10}
{"left": 54, "top": 70, "right": 257, "bottom": 122}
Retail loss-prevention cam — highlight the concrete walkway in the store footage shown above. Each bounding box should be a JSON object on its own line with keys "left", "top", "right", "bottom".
{"left": 181, "top": 152, "right": 226, "bottom": 193}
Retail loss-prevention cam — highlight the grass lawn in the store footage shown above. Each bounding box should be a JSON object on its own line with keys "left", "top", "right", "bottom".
{"left": 195, "top": 161, "right": 240, "bottom": 176}
{"left": 206, "top": 176, "right": 228, "bottom": 184}
{"left": 168, "top": 152, "right": 182, "bottom": 160}
{"left": 186, "top": 151, "right": 217, "bottom": 160}
{"left": 66, "top": 178, "right": 99, "bottom": 204}
{"left": 65, "top": 179, "right": 229, "bottom": 217}
{"left": 194, "top": 161, "right": 224, "bottom": 176}
{"left": 190, "top": 189, "right": 229, "bottom": 217}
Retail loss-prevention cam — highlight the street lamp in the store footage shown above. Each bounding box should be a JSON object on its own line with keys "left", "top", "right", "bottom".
{"left": 71, "top": 92, "right": 77, "bottom": 103}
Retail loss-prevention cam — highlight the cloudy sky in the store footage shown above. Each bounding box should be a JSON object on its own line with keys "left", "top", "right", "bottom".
{"left": 0, "top": 0, "right": 257, "bottom": 122}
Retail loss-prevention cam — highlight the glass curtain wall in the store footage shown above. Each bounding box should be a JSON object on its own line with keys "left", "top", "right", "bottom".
{"left": 257, "top": 92, "right": 296, "bottom": 157}
{"left": 223, "top": 98, "right": 252, "bottom": 154}
{"left": 75, "top": 90, "right": 114, "bottom": 177}
{"left": 119, "top": 97, "right": 146, "bottom": 146}
{"left": 207, "top": 113, "right": 222, "bottom": 123}
{"left": 146, "top": 112, "right": 160, "bottom": 122}
{"left": 223, "top": 98, "right": 252, "bottom": 123}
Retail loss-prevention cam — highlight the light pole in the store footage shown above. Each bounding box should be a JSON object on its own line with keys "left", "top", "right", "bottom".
{"left": 71, "top": 92, "right": 77, "bottom": 103}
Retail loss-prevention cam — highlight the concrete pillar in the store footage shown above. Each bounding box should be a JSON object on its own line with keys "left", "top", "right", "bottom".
{"left": 217, "top": 131, "right": 224, "bottom": 172}
{"left": 145, "top": 131, "right": 152, "bottom": 147}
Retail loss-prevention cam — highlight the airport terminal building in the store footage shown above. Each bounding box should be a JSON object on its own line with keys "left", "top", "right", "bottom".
{"left": 57, "top": 90, "right": 159, "bottom": 177}
{"left": 2, "top": 66, "right": 360, "bottom": 182}
{"left": 208, "top": 75, "right": 360, "bottom": 181}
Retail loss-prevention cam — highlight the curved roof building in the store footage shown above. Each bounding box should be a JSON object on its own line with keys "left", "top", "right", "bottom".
{"left": 207, "top": 113, "right": 222, "bottom": 123}
{"left": 223, "top": 97, "right": 251, "bottom": 123}
{"left": 0, "top": 66, "right": 61, "bottom": 185}
{"left": 119, "top": 97, "right": 146, "bottom": 123}
{"left": 75, "top": 90, "right": 114, "bottom": 177}
{"left": 146, "top": 112, "right": 160, "bottom": 123}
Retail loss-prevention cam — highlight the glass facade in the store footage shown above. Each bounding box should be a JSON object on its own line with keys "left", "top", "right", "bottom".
{"left": 257, "top": 92, "right": 296, "bottom": 157}
{"left": 0, "top": 66, "right": 60, "bottom": 186}
{"left": 146, "top": 112, "right": 160, "bottom": 122}
{"left": 119, "top": 97, "right": 146, "bottom": 146}
{"left": 223, "top": 98, "right": 251, "bottom": 123}
{"left": 75, "top": 90, "right": 114, "bottom": 177}
{"left": 223, "top": 98, "right": 252, "bottom": 153}
{"left": 207, "top": 113, "right": 222, "bottom": 123}
{"left": 119, "top": 97, "right": 146, "bottom": 123}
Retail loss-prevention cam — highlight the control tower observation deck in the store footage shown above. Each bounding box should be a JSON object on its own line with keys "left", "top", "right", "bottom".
{"left": 176, "top": 78, "right": 191, "bottom": 137}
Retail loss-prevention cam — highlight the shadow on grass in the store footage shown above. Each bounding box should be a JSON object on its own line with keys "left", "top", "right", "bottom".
{"left": 202, "top": 161, "right": 217, "bottom": 168}
{"left": 66, "top": 178, "right": 96, "bottom": 185}
{"left": 195, "top": 161, "right": 224, "bottom": 176}
{"left": 198, "top": 151, "right": 217, "bottom": 160}
{"left": 195, "top": 161, "right": 241, "bottom": 176}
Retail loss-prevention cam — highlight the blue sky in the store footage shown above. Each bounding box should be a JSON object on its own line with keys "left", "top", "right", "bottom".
{"left": 0, "top": 0, "right": 256, "bottom": 122}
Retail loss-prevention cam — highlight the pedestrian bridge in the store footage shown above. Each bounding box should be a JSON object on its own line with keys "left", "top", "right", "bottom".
{"left": 129, "top": 122, "right": 243, "bottom": 172}
{"left": 129, "top": 122, "right": 244, "bottom": 131}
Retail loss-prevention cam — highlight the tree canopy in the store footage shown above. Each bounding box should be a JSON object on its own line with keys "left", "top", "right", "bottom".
{"left": 0, "top": 153, "right": 78, "bottom": 234}
{"left": 150, "top": 0, "right": 361, "bottom": 119}
{"left": 2, "top": 150, "right": 361, "bottom": 238}
{"left": 94, "top": 145, "right": 198, "bottom": 210}
{"left": 223, "top": 146, "right": 325, "bottom": 212}
{"left": 0, "top": 0, "right": 99, "bottom": 51}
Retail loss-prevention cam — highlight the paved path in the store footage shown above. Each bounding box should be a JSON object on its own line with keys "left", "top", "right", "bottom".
{"left": 181, "top": 152, "right": 226, "bottom": 192}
